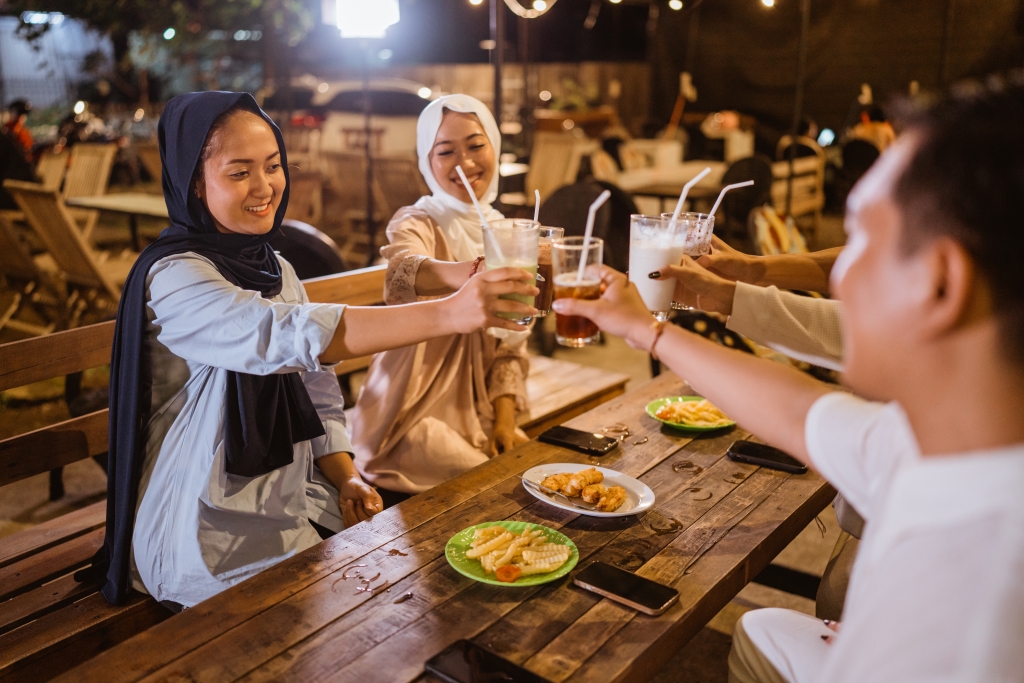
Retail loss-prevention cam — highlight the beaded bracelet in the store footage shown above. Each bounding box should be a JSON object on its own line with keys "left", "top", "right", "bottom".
{"left": 468, "top": 256, "right": 485, "bottom": 277}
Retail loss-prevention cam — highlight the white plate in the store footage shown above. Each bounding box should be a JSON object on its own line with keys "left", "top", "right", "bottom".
{"left": 521, "top": 463, "right": 656, "bottom": 518}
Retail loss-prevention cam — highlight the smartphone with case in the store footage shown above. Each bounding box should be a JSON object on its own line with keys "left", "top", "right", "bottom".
{"left": 425, "top": 639, "right": 551, "bottom": 683}
{"left": 572, "top": 561, "right": 679, "bottom": 616}
{"left": 538, "top": 425, "right": 619, "bottom": 456}
{"left": 726, "top": 440, "right": 807, "bottom": 474}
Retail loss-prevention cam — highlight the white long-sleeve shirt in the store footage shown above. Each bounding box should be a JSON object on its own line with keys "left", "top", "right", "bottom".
{"left": 130, "top": 252, "right": 351, "bottom": 607}
{"left": 727, "top": 282, "right": 844, "bottom": 372}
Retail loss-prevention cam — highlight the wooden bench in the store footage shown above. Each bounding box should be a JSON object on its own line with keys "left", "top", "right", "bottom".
{"left": 0, "top": 264, "right": 628, "bottom": 682}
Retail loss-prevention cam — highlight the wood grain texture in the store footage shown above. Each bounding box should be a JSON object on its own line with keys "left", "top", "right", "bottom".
{"left": 0, "top": 500, "right": 106, "bottom": 569}
{"left": 0, "top": 573, "right": 98, "bottom": 636}
{"left": 0, "top": 411, "right": 107, "bottom": 486}
{"left": 0, "top": 527, "right": 104, "bottom": 602}
{"left": 0, "top": 591, "right": 169, "bottom": 683}
{"left": 303, "top": 264, "right": 386, "bottom": 307}
{"left": 54, "top": 373, "right": 833, "bottom": 683}
{"left": 0, "top": 321, "right": 114, "bottom": 391}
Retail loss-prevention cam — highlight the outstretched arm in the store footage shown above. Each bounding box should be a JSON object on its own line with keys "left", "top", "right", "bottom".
{"left": 699, "top": 237, "right": 841, "bottom": 294}
{"left": 551, "top": 267, "right": 831, "bottom": 463}
{"left": 319, "top": 266, "right": 538, "bottom": 363}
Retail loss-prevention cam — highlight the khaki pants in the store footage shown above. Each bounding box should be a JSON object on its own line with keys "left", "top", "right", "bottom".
{"left": 727, "top": 609, "right": 832, "bottom": 683}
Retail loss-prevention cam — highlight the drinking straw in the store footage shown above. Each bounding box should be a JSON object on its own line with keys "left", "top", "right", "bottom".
{"left": 576, "top": 189, "right": 612, "bottom": 282}
{"left": 533, "top": 189, "right": 541, "bottom": 222}
{"left": 708, "top": 180, "right": 755, "bottom": 219}
{"left": 667, "top": 166, "right": 711, "bottom": 231}
{"left": 456, "top": 165, "right": 492, "bottom": 230}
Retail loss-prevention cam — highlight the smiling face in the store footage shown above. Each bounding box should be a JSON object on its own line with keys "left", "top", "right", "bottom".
{"left": 195, "top": 110, "right": 285, "bottom": 235}
{"left": 428, "top": 110, "right": 495, "bottom": 204}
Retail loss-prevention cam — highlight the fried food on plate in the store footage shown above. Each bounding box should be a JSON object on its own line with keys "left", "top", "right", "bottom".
{"left": 581, "top": 483, "right": 607, "bottom": 504}
{"left": 563, "top": 467, "right": 603, "bottom": 497}
{"left": 596, "top": 485, "right": 627, "bottom": 512}
{"left": 541, "top": 473, "right": 572, "bottom": 492}
{"left": 467, "top": 526, "right": 572, "bottom": 582}
{"left": 655, "top": 399, "right": 732, "bottom": 427}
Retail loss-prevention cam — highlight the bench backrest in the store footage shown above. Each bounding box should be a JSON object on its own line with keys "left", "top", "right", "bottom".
{"left": 63, "top": 143, "right": 117, "bottom": 200}
{"left": 35, "top": 147, "right": 70, "bottom": 191}
{"left": 0, "top": 264, "right": 386, "bottom": 488}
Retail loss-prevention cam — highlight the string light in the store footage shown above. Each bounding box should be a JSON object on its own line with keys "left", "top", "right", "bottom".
{"left": 469, "top": 0, "right": 484, "bottom": 5}
{"left": 668, "top": 0, "right": 683, "bottom": 8}
{"left": 762, "top": 0, "right": 775, "bottom": 6}
{"left": 533, "top": 0, "right": 547, "bottom": 9}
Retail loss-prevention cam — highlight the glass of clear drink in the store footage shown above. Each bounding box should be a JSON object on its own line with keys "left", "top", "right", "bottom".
{"left": 482, "top": 218, "right": 539, "bottom": 325}
{"left": 551, "top": 236, "right": 604, "bottom": 347}
{"left": 660, "top": 211, "right": 716, "bottom": 310}
{"left": 629, "top": 214, "right": 685, "bottom": 321}
{"left": 535, "top": 226, "right": 564, "bottom": 317}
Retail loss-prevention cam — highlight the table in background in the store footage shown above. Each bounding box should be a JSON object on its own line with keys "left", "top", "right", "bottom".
{"left": 66, "top": 193, "right": 168, "bottom": 251}
{"left": 59, "top": 372, "right": 834, "bottom": 683}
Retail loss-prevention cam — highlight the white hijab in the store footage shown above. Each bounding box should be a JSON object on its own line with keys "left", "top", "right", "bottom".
{"left": 414, "top": 94, "right": 503, "bottom": 262}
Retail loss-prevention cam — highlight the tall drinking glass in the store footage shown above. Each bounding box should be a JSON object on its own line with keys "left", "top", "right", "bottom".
{"left": 628, "top": 214, "right": 685, "bottom": 321}
{"left": 552, "top": 236, "right": 603, "bottom": 347}
{"left": 482, "top": 219, "right": 538, "bottom": 325}
{"left": 535, "top": 226, "right": 564, "bottom": 317}
{"left": 661, "top": 211, "right": 715, "bottom": 310}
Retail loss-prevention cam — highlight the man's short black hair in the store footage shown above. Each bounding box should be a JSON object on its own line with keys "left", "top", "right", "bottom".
{"left": 9, "top": 99, "right": 31, "bottom": 118}
{"left": 894, "top": 71, "right": 1024, "bottom": 364}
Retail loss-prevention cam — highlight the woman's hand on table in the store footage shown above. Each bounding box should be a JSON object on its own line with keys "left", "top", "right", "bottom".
{"left": 650, "top": 257, "right": 736, "bottom": 315}
{"left": 490, "top": 395, "right": 529, "bottom": 456}
{"left": 340, "top": 476, "right": 384, "bottom": 526}
{"left": 443, "top": 266, "right": 538, "bottom": 334}
{"left": 551, "top": 267, "right": 658, "bottom": 351}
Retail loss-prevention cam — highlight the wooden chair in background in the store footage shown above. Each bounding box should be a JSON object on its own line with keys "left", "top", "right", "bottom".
{"left": 320, "top": 151, "right": 388, "bottom": 266}
{"left": 134, "top": 142, "right": 163, "bottom": 190}
{"left": 34, "top": 148, "right": 70, "bottom": 191}
{"left": 500, "top": 132, "right": 598, "bottom": 210}
{"left": 371, "top": 155, "right": 428, "bottom": 218}
{"left": 0, "top": 214, "right": 65, "bottom": 336}
{"left": 772, "top": 135, "right": 825, "bottom": 236}
{"left": 63, "top": 143, "right": 118, "bottom": 240}
{"left": 4, "top": 181, "right": 134, "bottom": 329}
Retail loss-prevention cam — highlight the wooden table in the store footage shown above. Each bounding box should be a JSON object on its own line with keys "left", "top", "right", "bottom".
{"left": 57, "top": 372, "right": 834, "bottom": 683}
{"left": 65, "top": 193, "right": 168, "bottom": 251}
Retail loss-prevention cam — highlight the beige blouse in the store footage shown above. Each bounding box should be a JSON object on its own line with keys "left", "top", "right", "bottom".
{"left": 349, "top": 207, "right": 529, "bottom": 494}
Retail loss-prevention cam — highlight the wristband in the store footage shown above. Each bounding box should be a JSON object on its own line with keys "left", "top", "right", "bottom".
{"left": 468, "top": 256, "right": 485, "bottom": 277}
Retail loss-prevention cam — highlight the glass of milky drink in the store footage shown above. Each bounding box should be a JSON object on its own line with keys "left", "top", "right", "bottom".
{"left": 629, "top": 214, "right": 685, "bottom": 321}
{"left": 482, "top": 219, "right": 539, "bottom": 325}
{"left": 551, "top": 236, "right": 604, "bottom": 347}
{"left": 534, "top": 226, "right": 565, "bottom": 317}
{"left": 660, "top": 211, "right": 716, "bottom": 310}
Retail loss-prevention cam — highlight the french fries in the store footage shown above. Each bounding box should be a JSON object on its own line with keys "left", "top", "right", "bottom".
{"left": 467, "top": 526, "right": 572, "bottom": 582}
{"left": 655, "top": 399, "right": 732, "bottom": 427}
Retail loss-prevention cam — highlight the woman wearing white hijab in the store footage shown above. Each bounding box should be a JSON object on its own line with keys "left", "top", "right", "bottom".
{"left": 350, "top": 95, "right": 535, "bottom": 507}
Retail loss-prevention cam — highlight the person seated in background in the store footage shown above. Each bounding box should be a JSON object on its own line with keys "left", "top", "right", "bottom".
{"left": 351, "top": 95, "right": 533, "bottom": 509}
{"left": 653, "top": 239, "right": 844, "bottom": 371}
{"left": 552, "top": 74, "right": 1024, "bottom": 682}
{"left": 4, "top": 99, "right": 33, "bottom": 160}
{"left": 850, "top": 105, "right": 896, "bottom": 152}
{"left": 78, "top": 91, "right": 536, "bottom": 611}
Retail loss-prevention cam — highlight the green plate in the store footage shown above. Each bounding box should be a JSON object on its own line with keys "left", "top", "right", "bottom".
{"left": 646, "top": 396, "right": 737, "bottom": 432}
{"left": 445, "top": 521, "right": 579, "bottom": 587}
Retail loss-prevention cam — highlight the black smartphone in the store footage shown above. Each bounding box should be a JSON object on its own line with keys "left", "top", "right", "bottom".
{"left": 572, "top": 561, "right": 679, "bottom": 616}
{"left": 537, "top": 425, "right": 619, "bottom": 456}
{"left": 424, "top": 639, "right": 551, "bottom": 683}
{"left": 726, "top": 440, "right": 807, "bottom": 474}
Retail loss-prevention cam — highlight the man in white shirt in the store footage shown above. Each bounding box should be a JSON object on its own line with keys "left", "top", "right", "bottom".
{"left": 552, "top": 74, "right": 1024, "bottom": 682}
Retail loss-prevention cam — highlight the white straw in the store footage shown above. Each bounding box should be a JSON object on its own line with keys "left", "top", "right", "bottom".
{"left": 576, "top": 189, "right": 611, "bottom": 282}
{"left": 708, "top": 180, "right": 755, "bottom": 219}
{"left": 667, "top": 166, "right": 711, "bottom": 232}
{"left": 456, "top": 165, "right": 491, "bottom": 230}
{"left": 533, "top": 189, "right": 540, "bottom": 223}
{"left": 456, "top": 164, "right": 505, "bottom": 263}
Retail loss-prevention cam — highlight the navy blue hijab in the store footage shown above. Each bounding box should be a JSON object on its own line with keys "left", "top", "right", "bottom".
{"left": 80, "top": 92, "right": 325, "bottom": 605}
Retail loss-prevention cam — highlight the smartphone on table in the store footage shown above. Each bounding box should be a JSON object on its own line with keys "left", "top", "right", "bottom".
{"left": 425, "top": 639, "right": 551, "bottom": 683}
{"left": 726, "top": 440, "right": 807, "bottom": 474}
{"left": 538, "top": 425, "right": 618, "bottom": 457}
{"left": 572, "top": 561, "right": 679, "bottom": 616}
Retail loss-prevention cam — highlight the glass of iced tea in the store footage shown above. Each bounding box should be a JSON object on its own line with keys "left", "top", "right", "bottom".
{"left": 482, "top": 219, "right": 539, "bottom": 325}
{"left": 551, "top": 236, "right": 604, "bottom": 347}
{"left": 534, "top": 226, "right": 564, "bottom": 317}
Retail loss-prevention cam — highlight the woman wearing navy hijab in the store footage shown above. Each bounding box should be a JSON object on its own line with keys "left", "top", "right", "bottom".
{"left": 80, "top": 92, "right": 537, "bottom": 609}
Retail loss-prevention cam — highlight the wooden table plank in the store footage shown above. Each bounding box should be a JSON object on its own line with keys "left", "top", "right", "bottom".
{"left": 56, "top": 372, "right": 833, "bottom": 683}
